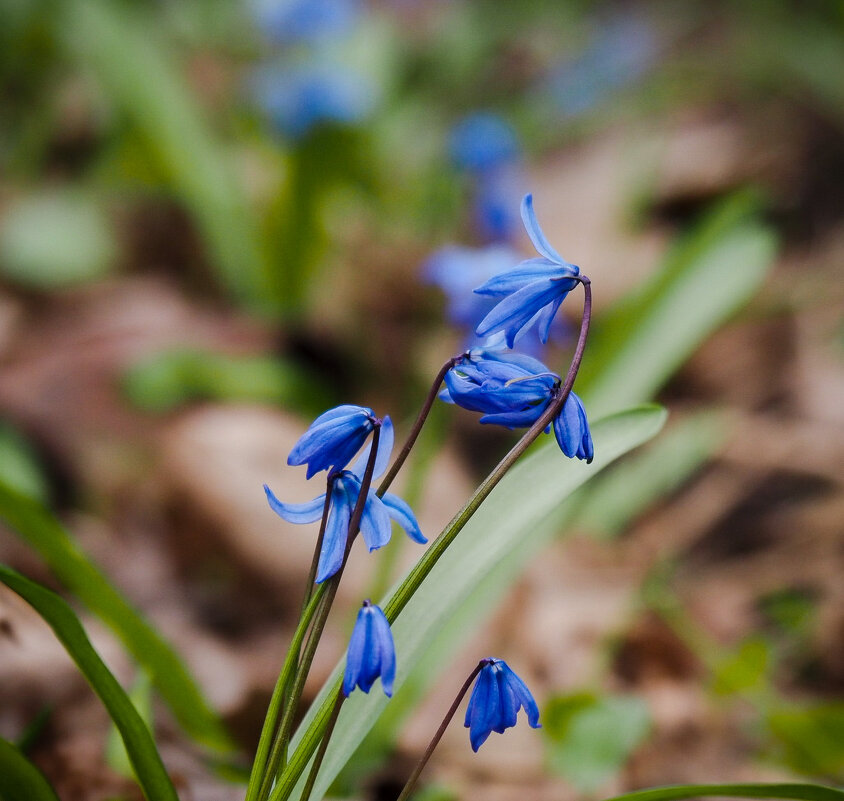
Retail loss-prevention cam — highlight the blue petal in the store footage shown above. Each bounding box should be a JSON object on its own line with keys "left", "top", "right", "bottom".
{"left": 501, "top": 662, "right": 541, "bottom": 728}
{"left": 467, "top": 665, "right": 496, "bottom": 751}
{"left": 288, "top": 405, "right": 374, "bottom": 478}
{"left": 381, "top": 493, "right": 427, "bottom": 544}
{"left": 359, "top": 608, "right": 380, "bottom": 692}
{"left": 371, "top": 607, "right": 396, "bottom": 696}
{"left": 350, "top": 416, "right": 394, "bottom": 480}
{"left": 474, "top": 257, "right": 570, "bottom": 296}
{"left": 479, "top": 405, "right": 550, "bottom": 429}
{"left": 521, "top": 193, "right": 565, "bottom": 264}
{"left": 316, "top": 483, "right": 352, "bottom": 582}
{"left": 552, "top": 392, "right": 593, "bottom": 462}
{"left": 343, "top": 605, "right": 369, "bottom": 696}
{"left": 359, "top": 491, "right": 392, "bottom": 552}
{"left": 264, "top": 485, "right": 326, "bottom": 524}
{"left": 536, "top": 295, "right": 565, "bottom": 344}
{"left": 475, "top": 278, "right": 567, "bottom": 348}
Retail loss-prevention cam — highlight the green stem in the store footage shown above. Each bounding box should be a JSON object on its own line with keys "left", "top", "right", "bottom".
{"left": 270, "top": 278, "right": 593, "bottom": 801}
{"left": 301, "top": 478, "right": 334, "bottom": 613}
{"left": 258, "top": 424, "right": 383, "bottom": 801}
{"left": 299, "top": 691, "right": 345, "bottom": 801}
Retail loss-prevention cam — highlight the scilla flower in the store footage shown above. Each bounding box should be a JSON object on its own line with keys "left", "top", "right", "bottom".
{"left": 475, "top": 194, "right": 581, "bottom": 348}
{"left": 449, "top": 112, "right": 520, "bottom": 174}
{"left": 288, "top": 404, "right": 378, "bottom": 479}
{"left": 343, "top": 601, "right": 395, "bottom": 697}
{"left": 441, "top": 350, "right": 594, "bottom": 462}
{"left": 266, "top": 418, "right": 426, "bottom": 582}
{"left": 465, "top": 659, "right": 540, "bottom": 751}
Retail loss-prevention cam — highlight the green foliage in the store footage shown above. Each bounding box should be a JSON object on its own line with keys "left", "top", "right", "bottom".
{"left": 106, "top": 672, "right": 154, "bottom": 780}
{"left": 0, "top": 478, "right": 233, "bottom": 753}
{"left": 600, "top": 783, "right": 844, "bottom": 801}
{"left": 0, "top": 423, "right": 49, "bottom": 503}
{"left": 711, "top": 636, "right": 771, "bottom": 696}
{"left": 0, "top": 736, "right": 60, "bottom": 801}
{"left": 0, "top": 565, "right": 179, "bottom": 801}
{"left": 0, "top": 190, "right": 117, "bottom": 288}
{"left": 766, "top": 703, "right": 844, "bottom": 779}
{"left": 579, "top": 193, "right": 777, "bottom": 418}
{"left": 275, "top": 405, "right": 667, "bottom": 801}
{"left": 122, "top": 349, "right": 329, "bottom": 414}
{"left": 543, "top": 691, "right": 651, "bottom": 792}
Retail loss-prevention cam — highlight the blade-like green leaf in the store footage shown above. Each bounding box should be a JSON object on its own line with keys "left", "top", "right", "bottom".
{"left": 275, "top": 405, "right": 667, "bottom": 800}
{"left": 0, "top": 566, "right": 179, "bottom": 801}
{"left": 60, "top": 0, "right": 272, "bottom": 310}
{"left": 0, "top": 736, "right": 60, "bottom": 801}
{"left": 579, "top": 194, "right": 777, "bottom": 418}
{"left": 0, "top": 479, "right": 232, "bottom": 752}
{"left": 601, "top": 783, "right": 844, "bottom": 801}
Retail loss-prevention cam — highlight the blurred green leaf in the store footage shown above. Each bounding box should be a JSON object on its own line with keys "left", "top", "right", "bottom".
{"left": 711, "top": 636, "right": 771, "bottom": 696}
{"left": 0, "top": 736, "right": 60, "bottom": 801}
{"left": 61, "top": 0, "right": 272, "bottom": 310}
{"left": 572, "top": 411, "right": 726, "bottom": 539}
{"left": 601, "top": 783, "right": 844, "bottom": 801}
{"left": 767, "top": 703, "right": 844, "bottom": 779}
{"left": 0, "top": 423, "right": 49, "bottom": 503}
{"left": 122, "top": 349, "right": 329, "bottom": 414}
{"left": 106, "top": 672, "right": 153, "bottom": 780}
{"left": 579, "top": 193, "right": 777, "bottom": 418}
{"left": 0, "top": 190, "right": 117, "bottom": 288}
{"left": 0, "top": 565, "right": 179, "bottom": 801}
{"left": 276, "top": 405, "right": 667, "bottom": 801}
{"left": 544, "top": 692, "right": 651, "bottom": 792}
{"left": 0, "top": 479, "right": 233, "bottom": 753}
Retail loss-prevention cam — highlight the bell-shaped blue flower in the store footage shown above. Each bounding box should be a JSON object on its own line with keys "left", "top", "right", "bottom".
{"left": 475, "top": 194, "right": 581, "bottom": 348}
{"left": 343, "top": 601, "right": 395, "bottom": 697}
{"left": 266, "top": 418, "right": 427, "bottom": 582}
{"left": 464, "top": 659, "right": 541, "bottom": 751}
{"left": 449, "top": 112, "right": 520, "bottom": 174}
{"left": 287, "top": 404, "right": 378, "bottom": 479}
{"left": 441, "top": 350, "right": 594, "bottom": 462}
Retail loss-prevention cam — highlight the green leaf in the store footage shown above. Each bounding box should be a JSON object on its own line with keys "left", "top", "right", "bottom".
{"left": 0, "top": 736, "right": 60, "bottom": 801}
{"left": 106, "top": 672, "right": 154, "bottom": 780}
{"left": 60, "top": 0, "right": 272, "bottom": 310}
{"left": 0, "top": 566, "right": 179, "bottom": 801}
{"left": 766, "top": 703, "right": 844, "bottom": 778}
{"left": 600, "top": 783, "right": 844, "bottom": 801}
{"left": 711, "top": 637, "right": 771, "bottom": 697}
{"left": 0, "top": 479, "right": 233, "bottom": 753}
{"left": 275, "top": 405, "right": 667, "bottom": 800}
{"left": 571, "top": 411, "right": 727, "bottom": 539}
{"left": 579, "top": 194, "right": 777, "bottom": 418}
{"left": 0, "top": 190, "right": 117, "bottom": 289}
{"left": 0, "top": 423, "right": 49, "bottom": 504}
{"left": 544, "top": 693, "right": 651, "bottom": 792}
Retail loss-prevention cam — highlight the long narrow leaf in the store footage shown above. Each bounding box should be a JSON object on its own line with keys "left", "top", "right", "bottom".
{"left": 275, "top": 405, "right": 667, "bottom": 800}
{"left": 0, "top": 479, "right": 232, "bottom": 752}
{"left": 0, "top": 566, "right": 179, "bottom": 801}
{"left": 601, "top": 783, "right": 844, "bottom": 801}
{"left": 0, "top": 736, "right": 60, "bottom": 801}
{"left": 578, "top": 194, "right": 776, "bottom": 418}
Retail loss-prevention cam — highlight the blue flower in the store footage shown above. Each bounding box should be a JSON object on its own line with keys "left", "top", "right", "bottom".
{"left": 464, "top": 659, "right": 541, "bottom": 751}
{"left": 252, "top": 0, "right": 362, "bottom": 44}
{"left": 449, "top": 113, "right": 520, "bottom": 174}
{"left": 252, "top": 62, "right": 375, "bottom": 140}
{"left": 475, "top": 194, "right": 580, "bottom": 348}
{"left": 266, "top": 418, "right": 426, "bottom": 582}
{"left": 473, "top": 164, "right": 525, "bottom": 243}
{"left": 343, "top": 601, "right": 395, "bottom": 697}
{"left": 288, "top": 404, "right": 378, "bottom": 479}
{"left": 441, "top": 350, "right": 594, "bottom": 462}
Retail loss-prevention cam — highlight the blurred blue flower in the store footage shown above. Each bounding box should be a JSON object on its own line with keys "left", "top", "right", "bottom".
{"left": 266, "top": 418, "right": 426, "bottom": 582}
{"left": 465, "top": 659, "right": 540, "bottom": 751}
{"left": 252, "top": 0, "right": 362, "bottom": 44}
{"left": 441, "top": 350, "right": 593, "bottom": 461}
{"left": 473, "top": 164, "right": 525, "bottom": 242}
{"left": 253, "top": 62, "right": 375, "bottom": 139}
{"left": 449, "top": 112, "right": 520, "bottom": 174}
{"left": 288, "top": 404, "right": 378, "bottom": 479}
{"left": 475, "top": 194, "right": 580, "bottom": 348}
{"left": 546, "top": 14, "right": 657, "bottom": 117}
{"left": 343, "top": 600, "right": 396, "bottom": 697}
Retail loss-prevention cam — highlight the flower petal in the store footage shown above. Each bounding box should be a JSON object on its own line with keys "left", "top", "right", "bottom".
{"left": 315, "top": 483, "right": 352, "bottom": 582}
{"left": 475, "top": 278, "right": 566, "bottom": 347}
{"left": 381, "top": 492, "right": 427, "bottom": 544}
{"left": 501, "top": 663, "right": 541, "bottom": 728}
{"left": 351, "top": 416, "right": 394, "bottom": 480}
{"left": 371, "top": 608, "right": 396, "bottom": 696}
{"left": 521, "top": 193, "right": 565, "bottom": 264}
{"left": 264, "top": 485, "right": 326, "bottom": 524}
{"left": 359, "top": 491, "right": 392, "bottom": 552}
{"left": 474, "top": 257, "right": 563, "bottom": 296}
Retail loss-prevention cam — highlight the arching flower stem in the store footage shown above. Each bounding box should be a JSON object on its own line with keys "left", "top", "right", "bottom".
{"left": 253, "top": 425, "right": 382, "bottom": 801}
{"left": 376, "top": 354, "right": 465, "bottom": 498}
{"left": 301, "top": 475, "right": 335, "bottom": 612}
{"left": 395, "top": 660, "right": 492, "bottom": 801}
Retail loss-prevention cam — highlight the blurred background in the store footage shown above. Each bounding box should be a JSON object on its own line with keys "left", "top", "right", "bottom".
{"left": 0, "top": 0, "right": 842, "bottom": 799}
